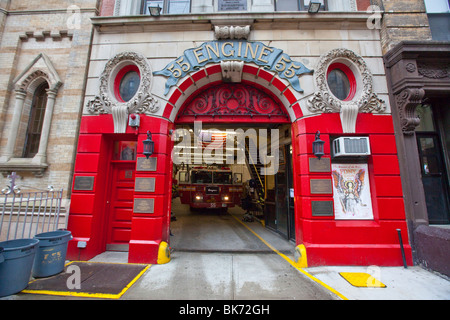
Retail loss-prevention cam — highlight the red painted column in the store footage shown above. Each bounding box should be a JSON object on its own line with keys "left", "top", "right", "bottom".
{"left": 292, "top": 113, "right": 413, "bottom": 266}
{"left": 67, "top": 115, "right": 115, "bottom": 261}
{"left": 128, "top": 116, "right": 174, "bottom": 264}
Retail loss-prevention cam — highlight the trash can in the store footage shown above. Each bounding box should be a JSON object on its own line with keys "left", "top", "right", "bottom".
{"left": 32, "top": 230, "right": 72, "bottom": 278}
{"left": 0, "top": 238, "right": 39, "bottom": 297}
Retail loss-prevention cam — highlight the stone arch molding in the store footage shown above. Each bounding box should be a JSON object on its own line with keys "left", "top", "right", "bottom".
{"left": 14, "top": 53, "right": 62, "bottom": 92}
{"left": 87, "top": 51, "right": 160, "bottom": 133}
{"left": 307, "top": 48, "right": 386, "bottom": 133}
{"left": 0, "top": 53, "right": 63, "bottom": 176}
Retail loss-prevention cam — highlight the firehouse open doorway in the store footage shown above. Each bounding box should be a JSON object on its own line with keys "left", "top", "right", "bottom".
{"left": 169, "top": 82, "right": 295, "bottom": 252}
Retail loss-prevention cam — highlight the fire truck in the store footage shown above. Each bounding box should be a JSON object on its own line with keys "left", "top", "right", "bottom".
{"left": 177, "top": 166, "right": 243, "bottom": 211}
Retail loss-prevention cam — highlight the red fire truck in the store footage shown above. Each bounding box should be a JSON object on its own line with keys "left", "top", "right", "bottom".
{"left": 178, "top": 166, "right": 243, "bottom": 211}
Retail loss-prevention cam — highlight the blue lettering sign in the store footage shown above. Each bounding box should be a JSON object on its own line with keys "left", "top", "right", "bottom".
{"left": 153, "top": 40, "right": 312, "bottom": 95}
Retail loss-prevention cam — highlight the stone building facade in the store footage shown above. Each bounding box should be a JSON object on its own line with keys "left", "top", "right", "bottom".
{"left": 379, "top": 0, "right": 450, "bottom": 276}
{"left": 0, "top": 0, "right": 99, "bottom": 212}
{"left": 0, "top": 0, "right": 447, "bottom": 274}
{"left": 66, "top": 0, "right": 415, "bottom": 266}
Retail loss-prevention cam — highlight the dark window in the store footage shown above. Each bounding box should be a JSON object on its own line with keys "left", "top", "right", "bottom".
{"left": 415, "top": 100, "right": 450, "bottom": 224}
{"left": 327, "top": 63, "right": 356, "bottom": 101}
{"left": 327, "top": 69, "right": 350, "bottom": 101}
{"left": 191, "top": 170, "right": 212, "bottom": 184}
{"left": 23, "top": 82, "right": 49, "bottom": 158}
{"left": 119, "top": 71, "right": 140, "bottom": 102}
{"left": 275, "top": 0, "right": 327, "bottom": 11}
{"left": 213, "top": 172, "right": 232, "bottom": 184}
{"left": 143, "top": 0, "right": 191, "bottom": 14}
{"left": 424, "top": 0, "right": 450, "bottom": 41}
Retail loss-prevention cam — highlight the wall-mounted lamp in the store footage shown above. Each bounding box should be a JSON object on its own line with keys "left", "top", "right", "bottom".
{"left": 143, "top": 131, "right": 155, "bottom": 159}
{"left": 312, "top": 131, "right": 325, "bottom": 160}
{"left": 148, "top": 5, "right": 162, "bottom": 16}
{"left": 308, "top": 2, "right": 322, "bottom": 13}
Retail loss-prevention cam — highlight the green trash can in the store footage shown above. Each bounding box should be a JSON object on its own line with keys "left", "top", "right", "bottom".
{"left": 32, "top": 230, "right": 72, "bottom": 278}
{"left": 0, "top": 238, "right": 39, "bottom": 297}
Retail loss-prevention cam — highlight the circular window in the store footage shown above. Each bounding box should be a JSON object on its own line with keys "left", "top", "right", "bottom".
{"left": 114, "top": 65, "right": 141, "bottom": 102}
{"left": 327, "top": 63, "right": 356, "bottom": 101}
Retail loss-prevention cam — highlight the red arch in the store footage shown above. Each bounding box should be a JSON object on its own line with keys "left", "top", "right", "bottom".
{"left": 161, "top": 64, "right": 303, "bottom": 122}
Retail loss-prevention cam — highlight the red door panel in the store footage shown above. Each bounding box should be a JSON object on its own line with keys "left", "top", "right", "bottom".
{"left": 107, "top": 163, "right": 135, "bottom": 246}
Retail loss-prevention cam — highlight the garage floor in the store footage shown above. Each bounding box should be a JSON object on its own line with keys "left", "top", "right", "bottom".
{"left": 169, "top": 198, "right": 294, "bottom": 254}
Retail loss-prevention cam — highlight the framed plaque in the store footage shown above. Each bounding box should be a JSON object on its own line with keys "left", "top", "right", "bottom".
{"left": 310, "top": 179, "right": 332, "bottom": 194}
{"left": 218, "top": 0, "right": 247, "bottom": 11}
{"left": 135, "top": 178, "right": 156, "bottom": 192}
{"left": 134, "top": 198, "right": 155, "bottom": 214}
{"left": 311, "top": 201, "right": 334, "bottom": 217}
{"left": 136, "top": 157, "right": 157, "bottom": 172}
{"left": 73, "top": 176, "right": 95, "bottom": 191}
{"left": 309, "top": 157, "right": 331, "bottom": 173}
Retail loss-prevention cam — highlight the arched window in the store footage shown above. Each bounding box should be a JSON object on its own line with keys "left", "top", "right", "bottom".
{"left": 23, "top": 82, "right": 49, "bottom": 158}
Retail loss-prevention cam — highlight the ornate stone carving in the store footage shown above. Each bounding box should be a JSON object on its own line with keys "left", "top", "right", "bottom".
{"left": 307, "top": 48, "right": 386, "bottom": 133}
{"left": 405, "top": 62, "right": 416, "bottom": 73}
{"left": 214, "top": 25, "right": 251, "bottom": 40}
{"left": 417, "top": 62, "right": 450, "bottom": 79}
{"left": 14, "top": 53, "right": 62, "bottom": 92}
{"left": 87, "top": 51, "right": 159, "bottom": 133}
{"left": 395, "top": 87, "right": 426, "bottom": 135}
{"left": 221, "top": 60, "right": 244, "bottom": 83}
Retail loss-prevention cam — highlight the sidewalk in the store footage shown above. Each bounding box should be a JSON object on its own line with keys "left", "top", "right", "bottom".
{"left": 89, "top": 250, "right": 450, "bottom": 300}
{"left": 305, "top": 265, "right": 450, "bottom": 300}
{"left": 1, "top": 203, "right": 449, "bottom": 301}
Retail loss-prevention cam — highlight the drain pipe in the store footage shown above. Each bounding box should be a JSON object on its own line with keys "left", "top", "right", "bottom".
{"left": 396, "top": 229, "right": 407, "bottom": 268}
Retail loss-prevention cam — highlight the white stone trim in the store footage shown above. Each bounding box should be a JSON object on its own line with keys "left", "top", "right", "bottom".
{"left": 307, "top": 48, "right": 386, "bottom": 133}
{"left": 86, "top": 51, "right": 160, "bottom": 133}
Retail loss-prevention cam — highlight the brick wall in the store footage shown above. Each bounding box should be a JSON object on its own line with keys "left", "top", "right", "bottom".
{"left": 0, "top": 1, "right": 98, "bottom": 206}
{"left": 378, "top": 0, "right": 432, "bottom": 54}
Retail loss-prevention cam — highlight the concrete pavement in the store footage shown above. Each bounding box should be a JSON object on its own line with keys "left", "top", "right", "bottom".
{"left": 1, "top": 200, "right": 449, "bottom": 300}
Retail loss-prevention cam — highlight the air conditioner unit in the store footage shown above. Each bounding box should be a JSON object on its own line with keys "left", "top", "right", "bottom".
{"left": 332, "top": 137, "right": 371, "bottom": 157}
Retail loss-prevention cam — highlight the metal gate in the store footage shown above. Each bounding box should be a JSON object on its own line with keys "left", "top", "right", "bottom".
{"left": 0, "top": 172, "right": 65, "bottom": 241}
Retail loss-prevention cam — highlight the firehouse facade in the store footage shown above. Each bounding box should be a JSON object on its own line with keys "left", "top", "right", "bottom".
{"left": 64, "top": 0, "right": 416, "bottom": 267}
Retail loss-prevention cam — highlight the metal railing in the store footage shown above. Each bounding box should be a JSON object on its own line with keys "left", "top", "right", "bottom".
{"left": 0, "top": 172, "right": 65, "bottom": 241}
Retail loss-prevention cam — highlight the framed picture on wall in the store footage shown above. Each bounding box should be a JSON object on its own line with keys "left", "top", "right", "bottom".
{"left": 331, "top": 163, "right": 374, "bottom": 220}
{"left": 113, "top": 141, "right": 137, "bottom": 161}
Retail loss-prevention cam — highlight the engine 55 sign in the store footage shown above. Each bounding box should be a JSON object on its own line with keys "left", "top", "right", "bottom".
{"left": 153, "top": 40, "right": 313, "bottom": 95}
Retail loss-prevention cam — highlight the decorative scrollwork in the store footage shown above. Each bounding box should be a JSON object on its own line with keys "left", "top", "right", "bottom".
{"left": 417, "top": 62, "right": 450, "bottom": 79}
{"left": 395, "top": 87, "right": 426, "bottom": 135}
{"left": 177, "top": 83, "right": 288, "bottom": 121}
{"left": 306, "top": 48, "right": 386, "bottom": 133}
{"left": 214, "top": 25, "right": 251, "bottom": 40}
{"left": 86, "top": 52, "right": 160, "bottom": 133}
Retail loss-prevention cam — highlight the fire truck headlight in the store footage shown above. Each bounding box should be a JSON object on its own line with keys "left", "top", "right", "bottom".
{"left": 195, "top": 195, "right": 203, "bottom": 201}
{"left": 223, "top": 195, "right": 230, "bottom": 201}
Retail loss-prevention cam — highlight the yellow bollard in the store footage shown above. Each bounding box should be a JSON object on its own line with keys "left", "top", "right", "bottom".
{"left": 294, "top": 244, "right": 308, "bottom": 268}
{"left": 157, "top": 241, "right": 171, "bottom": 264}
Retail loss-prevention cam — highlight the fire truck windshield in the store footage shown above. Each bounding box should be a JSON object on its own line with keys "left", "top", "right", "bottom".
{"left": 191, "top": 170, "right": 233, "bottom": 184}
{"left": 191, "top": 170, "right": 212, "bottom": 184}
{"left": 214, "top": 172, "right": 232, "bottom": 184}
